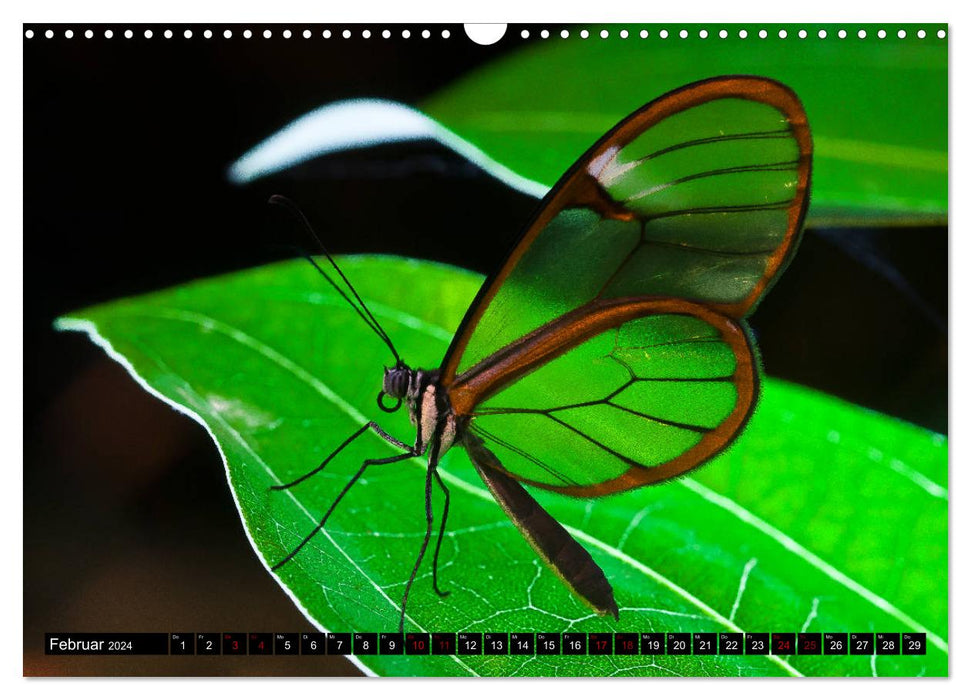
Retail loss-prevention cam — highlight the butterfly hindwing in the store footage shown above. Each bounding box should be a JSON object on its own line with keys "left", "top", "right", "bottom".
{"left": 456, "top": 300, "right": 756, "bottom": 496}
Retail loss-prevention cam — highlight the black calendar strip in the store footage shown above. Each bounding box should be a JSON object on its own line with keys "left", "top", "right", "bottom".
{"left": 45, "top": 632, "right": 928, "bottom": 656}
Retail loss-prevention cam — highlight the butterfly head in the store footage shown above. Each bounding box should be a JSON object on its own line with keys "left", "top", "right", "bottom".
{"left": 378, "top": 362, "right": 414, "bottom": 413}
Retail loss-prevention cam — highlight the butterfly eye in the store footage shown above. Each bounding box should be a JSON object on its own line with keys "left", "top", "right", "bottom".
{"left": 383, "top": 366, "right": 411, "bottom": 396}
{"left": 377, "top": 390, "right": 403, "bottom": 413}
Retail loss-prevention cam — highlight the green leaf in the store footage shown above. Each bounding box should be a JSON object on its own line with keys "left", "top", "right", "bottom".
{"left": 56, "top": 256, "right": 947, "bottom": 677}
{"left": 420, "top": 26, "right": 947, "bottom": 226}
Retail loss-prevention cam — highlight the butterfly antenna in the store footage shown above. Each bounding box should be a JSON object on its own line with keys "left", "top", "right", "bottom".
{"left": 268, "top": 195, "right": 402, "bottom": 364}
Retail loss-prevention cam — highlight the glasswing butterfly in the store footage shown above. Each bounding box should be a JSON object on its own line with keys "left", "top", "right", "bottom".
{"left": 270, "top": 75, "right": 812, "bottom": 632}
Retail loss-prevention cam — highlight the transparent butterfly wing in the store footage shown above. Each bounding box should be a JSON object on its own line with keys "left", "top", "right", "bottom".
{"left": 444, "top": 76, "right": 811, "bottom": 495}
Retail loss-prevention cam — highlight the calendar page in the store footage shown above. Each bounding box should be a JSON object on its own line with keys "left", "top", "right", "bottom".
{"left": 24, "top": 18, "right": 948, "bottom": 679}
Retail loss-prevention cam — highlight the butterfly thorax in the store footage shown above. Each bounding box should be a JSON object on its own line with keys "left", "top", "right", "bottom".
{"left": 382, "top": 365, "right": 458, "bottom": 457}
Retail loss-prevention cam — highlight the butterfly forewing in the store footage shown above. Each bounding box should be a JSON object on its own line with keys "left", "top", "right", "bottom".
{"left": 442, "top": 77, "right": 811, "bottom": 385}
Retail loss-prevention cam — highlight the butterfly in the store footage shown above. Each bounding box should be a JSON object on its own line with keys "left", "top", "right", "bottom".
{"left": 270, "top": 75, "right": 812, "bottom": 632}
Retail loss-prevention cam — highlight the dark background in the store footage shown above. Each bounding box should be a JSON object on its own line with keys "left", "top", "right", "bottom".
{"left": 24, "top": 24, "right": 946, "bottom": 676}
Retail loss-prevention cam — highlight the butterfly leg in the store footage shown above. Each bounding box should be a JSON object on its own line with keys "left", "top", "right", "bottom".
{"left": 397, "top": 439, "right": 442, "bottom": 633}
{"left": 430, "top": 468, "right": 451, "bottom": 598}
{"left": 272, "top": 450, "right": 414, "bottom": 572}
{"left": 271, "top": 421, "right": 413, "bottom": 491}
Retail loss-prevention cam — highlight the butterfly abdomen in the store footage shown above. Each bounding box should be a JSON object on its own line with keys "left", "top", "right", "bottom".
{"left": 465, "top": 433, "right": 619, "bottom": 618}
